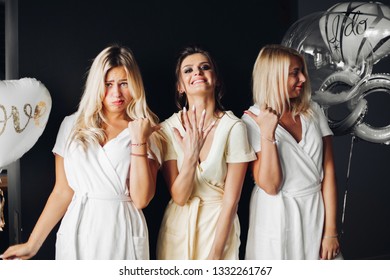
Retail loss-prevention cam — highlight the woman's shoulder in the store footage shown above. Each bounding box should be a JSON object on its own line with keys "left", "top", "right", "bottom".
{"left": 223, "top": 110, "right": 248, "bottom": 122}
{"left": 308, "top": 100, "right": 325, "bottom": 118}
{"left": 54, "top": 113, "right": 78, "bottom": 147}
{"left": 221, "top": 111, "right": 250, "bottom": 131}
{"left": 224, "top": 110, "right": 238, "bottom": 119}
{"left": 240, "top": 105, "right": 259, "bottom": 123}
{"left": 161, "top": 112, "right": 181, "bottom": 127}
{"left": 63, "top": 112, "right": 78, "bottom": 122}
{"left": 310, "top": 100, "right": 328, "bottom": 112}
{"left": 247, "top": 104, "right": 260, "bottom": 114}
{"left": 58, "top": 112, "right": 78, "bottom": 129}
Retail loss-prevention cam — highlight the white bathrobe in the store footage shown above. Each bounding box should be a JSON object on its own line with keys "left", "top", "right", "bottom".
{"left": 242, "top": 101, "right": 332, "bottom": 259}
{"left": 52, "top": 113, "right": 160, "bottom": 260}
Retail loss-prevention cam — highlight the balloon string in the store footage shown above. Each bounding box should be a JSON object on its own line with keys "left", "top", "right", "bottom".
{"left": 0, "top": 168, "right": 4, "bottom": 231}
{"left": 0, "top": 188, "right": 4, "bottom": 231}
{"left": 341, "top": 135, "right": 356, "bottom": 236}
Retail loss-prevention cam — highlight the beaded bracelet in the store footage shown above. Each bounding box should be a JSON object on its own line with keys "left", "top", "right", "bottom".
{"left": 323, "top": 234, "right": 338, "bottom": 239}
{"left": 131, "top": 153, "right": 148, "bottom": 157}
{"left": 131, "top": 142, "right": 147, "bottom": 147}
{"left": 261, "top": 136, "right": 279, "bottom": 145}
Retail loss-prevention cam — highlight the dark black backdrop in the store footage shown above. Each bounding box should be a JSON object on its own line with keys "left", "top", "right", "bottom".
{"left": 12, "top": 0, "right": 390, "bottom": 260}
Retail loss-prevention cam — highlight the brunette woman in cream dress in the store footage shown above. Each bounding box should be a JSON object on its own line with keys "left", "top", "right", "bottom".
{"left": 242, "top": 45, "right": 341, "bottom": 260}
{"left": 1, "top": 45, "right": 162, "bottom": 260}
{"left": 156, "top": 46, "right": 255, "bottom": 260}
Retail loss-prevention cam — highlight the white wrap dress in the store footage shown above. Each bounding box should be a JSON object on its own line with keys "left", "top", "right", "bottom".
{"left": 156, "top": 111, "right": 256, "bottom": 260}
{"left": 242, "top": 101, "right": 333, "bottom": 260}
{"left": 52, "top": 114, "right": 160, "bottom": 260}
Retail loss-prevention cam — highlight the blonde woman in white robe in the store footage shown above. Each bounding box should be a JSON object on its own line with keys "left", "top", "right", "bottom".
{"left": 1, "top": 45, "right": 162, "bottom": 260}
{"left": 242, "top": 44, "right": 341, "bottom": 260}
{"left": 156, "top": 46, "right": 256, "bottom": 260}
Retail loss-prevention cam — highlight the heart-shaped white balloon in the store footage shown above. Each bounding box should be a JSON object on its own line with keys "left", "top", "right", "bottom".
{"left": 0, "top": 78, "right": 51, "bottom": 168}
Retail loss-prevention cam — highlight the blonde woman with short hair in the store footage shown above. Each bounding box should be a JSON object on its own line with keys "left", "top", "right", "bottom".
{"left": 242, "top": 44, "right": 341, "bottom": 260}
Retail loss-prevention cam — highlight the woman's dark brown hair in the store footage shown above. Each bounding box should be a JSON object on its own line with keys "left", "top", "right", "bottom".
{"left": 174, "top": 45, "right": 225, "bottom": 113}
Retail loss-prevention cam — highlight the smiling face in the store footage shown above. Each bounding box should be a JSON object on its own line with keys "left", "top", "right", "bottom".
{"left": 177, "top": 53, "right": 216, "bottom": 97}
{"left": 287, "top": 55, "right": 306, "bottom": 99}
{"left": 103, "top": 66, "right": 132, "bottom": 116}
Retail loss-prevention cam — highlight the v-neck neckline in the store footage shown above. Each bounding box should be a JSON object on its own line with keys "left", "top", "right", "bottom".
{"left": 176, "top": 111, "right": 225, "bottom": 167}
{"left": 200, "top": 114, "right": 226, "bottom": 166}
{"left": 278, "top": 114, "right": 305, "bottom": 145}
{"left": 101, "top": 127, "right": 128, "bottom": 149}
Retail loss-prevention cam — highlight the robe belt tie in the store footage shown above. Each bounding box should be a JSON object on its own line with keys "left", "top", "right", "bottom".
{"left": 281, "top": 183, "right": 321, "bottom": 198}
{"left": 76, "top": 192, "right": 132, "bottom": 202}
{"left": 279, "top": 183, "right": 321, "bottom": 259}
{"left": 71, "top": 192, "right": 132, "bottom": 259}
{"left": 186, "top": 196, "right": 223, "bottom": 259}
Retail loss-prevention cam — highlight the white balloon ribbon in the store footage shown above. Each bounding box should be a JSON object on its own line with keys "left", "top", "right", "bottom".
{"left": 0, "top": 168, "right": 4, "bottom": 231}
{"left": 0, "top": 188, "right": 4, "bottom": 231}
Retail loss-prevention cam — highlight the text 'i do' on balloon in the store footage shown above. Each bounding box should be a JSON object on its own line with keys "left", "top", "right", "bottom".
{"left": 282, "top": 1, "right": 390, "bottom": 144}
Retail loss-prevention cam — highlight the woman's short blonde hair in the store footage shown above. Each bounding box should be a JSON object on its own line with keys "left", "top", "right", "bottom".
{"left": 252, "top": 44, "right": 312, "bottom": 118}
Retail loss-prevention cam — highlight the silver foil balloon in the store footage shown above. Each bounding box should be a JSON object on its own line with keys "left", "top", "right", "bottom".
{"left": 282, "top": 1, "right": 390, "bottom": 144}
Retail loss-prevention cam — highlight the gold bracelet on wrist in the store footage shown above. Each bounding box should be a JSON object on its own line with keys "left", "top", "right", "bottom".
{"left": 261, "top": 136, "right": 279, "bottom": 145}
{"left": 131, "top": 142, "right": 147, "bottom": 147}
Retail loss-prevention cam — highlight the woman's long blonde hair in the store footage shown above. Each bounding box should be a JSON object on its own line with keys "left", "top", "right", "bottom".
{"left": 252, "top": 44, "right": 312, "bottom": 118}
{"left": 70, "top": 44, "right": 163, "bottom": 156}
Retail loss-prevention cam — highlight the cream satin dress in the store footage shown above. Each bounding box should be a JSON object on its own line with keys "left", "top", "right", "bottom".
{"left": 156, "top": 111, "right": 256, "bottom": 260}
